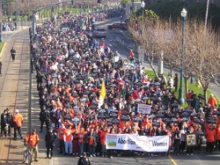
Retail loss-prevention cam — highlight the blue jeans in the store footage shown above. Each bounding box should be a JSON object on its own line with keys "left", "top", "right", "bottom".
{"left": 101, "top": 144, "right": 107, "bottom": 156}
{"left": 78, "top": 143, "right": 84, "bottom": 156}
{"left": 64, "top": 141, "right": 72, "bottom": 154}
{"left": 88, "top": 144, "right": 96, "bottom": 156}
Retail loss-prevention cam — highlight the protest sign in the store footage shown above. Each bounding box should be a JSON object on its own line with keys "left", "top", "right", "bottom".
{"left": 137, "top": 104, "right": 152, "bottom": 114}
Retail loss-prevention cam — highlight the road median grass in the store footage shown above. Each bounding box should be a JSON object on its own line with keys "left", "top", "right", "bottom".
{"left": 144, "top": 70, "right": 220, "bottom": 107}
{"left": 0, "top": 42, "right": 5, "bottom": 54}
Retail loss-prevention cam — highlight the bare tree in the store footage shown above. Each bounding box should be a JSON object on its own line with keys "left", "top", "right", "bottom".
{"left": 189, "top": 23, "right": 220, "bottom": 103}
{"left": 128, "top": 14, "right": 162, "bottom": 77}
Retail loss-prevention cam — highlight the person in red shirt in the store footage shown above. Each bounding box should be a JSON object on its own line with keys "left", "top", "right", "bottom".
{"left": 86, "top": 128, "right": 97, "bottom": 157}
{"left": 206, "top": 124, "right": 216, "bottom": 153}
{"left": 99, "top": 126, "right": 108, "bottom": 157}
{"left": 57, "top": 124, "right": 66, "bottom": 154}
{"left": 215, "top": 124, "right": 220, "bottom": 151}
{"left": 63, "top": 126, "right": 73, "bottom": 155}
{"left": 78, "top": 127, "right": 87, "bottom": 157}
{"left": 25, "top": 129, "right": 40, "bottom": 162}
{"left": 13, "top": 109, "right": 24, "bottom": 140}
{"left": 129, "top": 49, "right": 134, "bottom": 59}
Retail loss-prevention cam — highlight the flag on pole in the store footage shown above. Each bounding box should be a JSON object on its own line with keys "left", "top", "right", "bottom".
{"left": 98, "top": 80, "right": 106, "bottom": 108}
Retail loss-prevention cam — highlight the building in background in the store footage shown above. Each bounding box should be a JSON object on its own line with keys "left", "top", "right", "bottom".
{"left": 125, "top": 2, "right": 141, "bottom": 19}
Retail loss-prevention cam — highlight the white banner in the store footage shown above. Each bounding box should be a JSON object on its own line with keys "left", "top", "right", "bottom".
{"left": 137, "top": 104, "right": 152, "bottom": 114}
{"left": 106, "top": 134, "right": 169, "bottom": 152}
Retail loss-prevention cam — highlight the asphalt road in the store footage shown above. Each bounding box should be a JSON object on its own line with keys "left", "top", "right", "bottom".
{"left": 95, "top": 19, "right": 220, "bottom": 100}
{"left": 0, "top": 18, "right": 219, "bottom": 165}
{"left": 47, "top": 18, "right": 220, "bottom": 165}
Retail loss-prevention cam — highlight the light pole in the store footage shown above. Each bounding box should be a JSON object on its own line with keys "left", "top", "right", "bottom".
{"left": 178, "top": 8, "right": 187, "bottom": 105}
{"left": 140, "top": 1, "right": 145, "bottom": 32}
{"left": 0, "top": 0, "right": 3, "bottom": 42}
{"left": 131, "top": 0, "right": 134, "bottom": 12}
{"left": 204, "top": 0, "right": 210, "bottom": 32}
{"left": 15, "top": 0, "right": 18, "bottom": 29}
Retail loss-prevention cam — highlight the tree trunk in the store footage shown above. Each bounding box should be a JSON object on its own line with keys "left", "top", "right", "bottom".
{"left": 170, "top": 68, "right": 174, "bottom": 77}
{"left": 203, "top": 88, "right": 207, "bottom": 105}
{"left": 149, "top": 61, "right": 158, "bottom": 78}
{"left": 184, "top": 78, "right": 188, "bottom": 98}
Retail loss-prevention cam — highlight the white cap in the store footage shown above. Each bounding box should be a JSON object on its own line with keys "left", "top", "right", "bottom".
{"left": 15, "top": 109, "right": 19, "bottom": 113}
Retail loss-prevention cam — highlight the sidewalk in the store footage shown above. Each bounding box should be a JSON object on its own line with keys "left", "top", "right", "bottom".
{"left": 0, "top": 28, "right": 30, "bottom": 164}
{"left": 0, "top": 28, "right": 50, "bottom": 165}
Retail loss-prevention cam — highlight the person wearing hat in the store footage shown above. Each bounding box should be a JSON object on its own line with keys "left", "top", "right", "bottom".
{"left": 208, "top": 94, "right": 217, "bottom": 109}
{"left": 45, "top": 127, "right": 57, "bottom": 159}
{"left": 25, "top": 129, "right": 40, "bottom": 162}
{"left": 77, "top": 152, "right": 91, "bottom": 165}
{"left": 13, "top": 109, "right": 23, "bottom": 140}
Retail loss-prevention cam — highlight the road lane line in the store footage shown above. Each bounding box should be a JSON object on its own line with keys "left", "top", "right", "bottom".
{"left": 168, "top": 155, "right": 178, "bottom": 165}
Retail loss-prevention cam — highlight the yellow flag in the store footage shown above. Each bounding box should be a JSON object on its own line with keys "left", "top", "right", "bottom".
{"left": 100, "top": 80, "right": 106, "bottom": 99}
{"left": 99, "top": 80, "right": 106, "bottom": 108}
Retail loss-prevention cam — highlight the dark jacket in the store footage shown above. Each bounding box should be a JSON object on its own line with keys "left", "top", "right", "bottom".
{"left": 1, "top": 113, "right": 7, "bottom": 126}
{"left": 45, "top": 131, "right": 57, "bottom": 147}
{"left": 77, "top": 157, "right": 91, "bottom": 165}
{"left": 10, "top": 48, "right": 16, "bottom": 55}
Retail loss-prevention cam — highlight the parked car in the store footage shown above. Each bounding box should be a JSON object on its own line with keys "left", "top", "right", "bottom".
{"left": 93, "top": 29, "right": 107, "bottom": 38}
{"left": 107, "top": 23, "right": 127, "bottom": 30}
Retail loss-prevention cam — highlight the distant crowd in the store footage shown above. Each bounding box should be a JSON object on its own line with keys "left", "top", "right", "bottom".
{"left": 27, "top": 9, "right": 220, "bottom": 159}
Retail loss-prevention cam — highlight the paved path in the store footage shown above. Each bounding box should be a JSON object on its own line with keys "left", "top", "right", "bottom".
{"left": 0, "top": 29, "right": 50, "bottom": 165}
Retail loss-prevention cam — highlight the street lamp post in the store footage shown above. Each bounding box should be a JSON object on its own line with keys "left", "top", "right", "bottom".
{"left": 140, "top": 1, "right": 145, "bottom": 32}
{"left": 178, "top": 8, "right": 187, "bottom": 105}
{"left": 131, "top": 0, "right": 134, "bottom": 12}
{"left": 15, "top": 0, "right": 18, "bottom": 30}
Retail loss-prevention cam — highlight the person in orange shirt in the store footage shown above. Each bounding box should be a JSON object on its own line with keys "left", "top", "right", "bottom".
{"left": 215, "top": 124, "right": 220, "bottom": 151}
{"left": 206, "top": 124, "right": 216, "bottom": 153}
{"left": 63, "top": 126, "right": 73, "bottom": 155}
{"left": 99, "top": 126, "right": 108, "bottom": 157}
{"left": 13, "top": 109, "right": 23, "bottom": 140}
{"left": 86, "top": 127, "right": 97, "bottom": 157}
{"left": 208, "top": 94, "right": 217, "bottom": 108}
{"left": 129, "top": 49, "right": 134, "bottom": 59}
{"left": 25, "top": 129, "right": 40, "bottom": 162}
{"left": 78, "top": 127, "right": 87, "bottom": 157}
{"left": 57, "top": 124, "right": 66, "bottom": 154}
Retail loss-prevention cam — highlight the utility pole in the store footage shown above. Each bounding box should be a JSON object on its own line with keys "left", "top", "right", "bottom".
{"left": 204, "top": 0, "right": 210, "bottom": 32}
{"left": 0, "top": 0, "right": 3, "bottom": 42}
{"left": 15, "top": 0, "right": 18, "bottom": 29}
